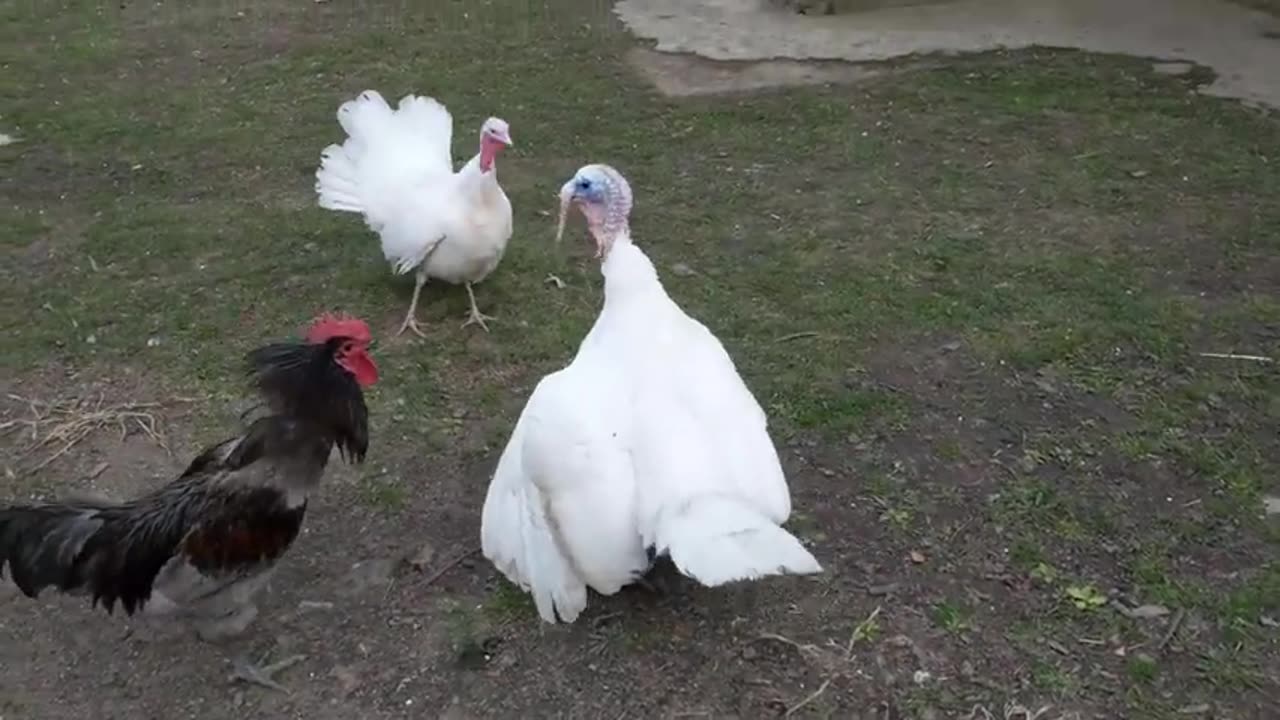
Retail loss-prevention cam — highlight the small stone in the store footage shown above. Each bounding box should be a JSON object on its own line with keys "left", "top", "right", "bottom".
{"left": 147, "top": 337, "right": 161, "bottom": 347}
{"left": 1129, "top": 169, "right": 1150, "bottom": 179}
{"left": 342, "top": 558, "right": 396, "bottom": 595}
{"left": 85, "top": 334, "right": 97, "bottom": 344}
{"left": 909, "top": 550, "right": 927, "bottom": 564}
{"left": 670, "top": 262, "right": 696, "bottom": 277}
{"left": 1263, "top": 496, "right": 1280, "bottom": 515}
{"left": 330, "top": 665, "right": 360, "bottom": 696}
{"left": 408, "top": 542, "right": 437, "bottom": 571}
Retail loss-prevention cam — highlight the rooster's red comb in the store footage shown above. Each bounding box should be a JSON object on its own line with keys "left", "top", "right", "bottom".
{"left": 306, "top": 312, "right": 372, "bottom": 344}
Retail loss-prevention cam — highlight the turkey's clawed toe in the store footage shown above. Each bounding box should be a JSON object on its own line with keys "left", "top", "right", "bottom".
{"left": 397, "top": 314, "right": 428, "bottom": 338}
{"left": 462, "top": 308, "right": 495, "bottom": 332}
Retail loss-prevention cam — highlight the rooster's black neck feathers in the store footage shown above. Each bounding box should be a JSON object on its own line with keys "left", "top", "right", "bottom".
{"left": 245, "top": 338, "right": 369, "bottom": 463}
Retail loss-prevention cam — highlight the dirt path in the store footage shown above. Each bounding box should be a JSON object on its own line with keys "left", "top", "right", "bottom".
{"left": 616, "top": 0, "right": 1280, "bottom": 107}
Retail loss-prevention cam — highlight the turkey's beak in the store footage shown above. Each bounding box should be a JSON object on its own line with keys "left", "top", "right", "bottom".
{"left": 556, "top": 180, "right": 607, "bottom": 258}
{"left": 555, "top": 180, "right": 576, "bottom": 246}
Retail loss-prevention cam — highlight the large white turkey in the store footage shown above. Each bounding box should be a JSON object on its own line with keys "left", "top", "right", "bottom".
{"left": 315, "top": 90, "right": 513, "bottom": 335}
{"left": 480, "top": 163, "right": 822, "bottom": 624}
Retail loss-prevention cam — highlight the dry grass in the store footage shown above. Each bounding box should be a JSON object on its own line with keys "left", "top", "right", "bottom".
{"left": 0, "top": 393, "right": 194, "bottom": 474}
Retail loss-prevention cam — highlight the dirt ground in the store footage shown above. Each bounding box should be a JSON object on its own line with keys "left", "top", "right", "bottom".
{"left": 616, "top": 0, "right": 1280, "bottom": 108}
{"left": 2, "top": 1, "right": 1278, "bottom": 719}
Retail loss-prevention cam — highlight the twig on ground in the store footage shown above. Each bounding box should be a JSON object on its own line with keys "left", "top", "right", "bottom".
{"left": 418, "top": 547, "right": 480, "bottom": 588}
{"left": 1002, "top": 702, "right": 1052, "bottom": 720}
{"left": 1197, "top": 352, "right": 1274, "bottom": 363}
{"left": 784, "top": 678, "right": 831, "bottom": 717}
{"left": 1158, "top": 608, "right": 1186, "bottom": 651}
{"left": 843, "top": 604, "right": 882, "bottom": 658}
{"left": 774, "top": 331, "right": 820, "bottom": 343}
{"left": 757, "top": 632, "right": 822, "bottom": 658}
{"left": 964, "top": 706, "right": 996, "bottom": 720}
{"left": 759, "top": 604, "right": 885, "bottom": 715}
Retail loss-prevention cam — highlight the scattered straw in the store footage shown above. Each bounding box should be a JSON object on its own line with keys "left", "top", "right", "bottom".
{"left": 755, "top": 604, "right": 883, "bottom": 715}
{"left": 2, "top": 392, "right": 196, "bottom": 473}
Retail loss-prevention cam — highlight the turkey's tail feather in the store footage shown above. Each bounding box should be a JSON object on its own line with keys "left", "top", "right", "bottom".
{"left": 481, "top": 482, "right": 588, "bottom": 625}
{"left": 315, "top": 89, "right": 456, "bottom": 269}
{"left": 655, "top": 494, "right": 822, "bottom": 587}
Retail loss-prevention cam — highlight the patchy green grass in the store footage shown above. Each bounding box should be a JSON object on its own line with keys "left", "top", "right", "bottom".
{"left": 1, "top": 1, "right": 1278, "bottom": 718}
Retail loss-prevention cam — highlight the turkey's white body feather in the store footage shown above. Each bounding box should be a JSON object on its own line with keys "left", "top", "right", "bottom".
{"left": 315, "top": 90, "right": 512, "bottom": 285}
{"left": 481, "top": 237, "right": 821, "bottom": 624}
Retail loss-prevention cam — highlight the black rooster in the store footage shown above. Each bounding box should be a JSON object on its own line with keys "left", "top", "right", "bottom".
{"left": 0, "top": 313, "right": 378, "bottom": 686}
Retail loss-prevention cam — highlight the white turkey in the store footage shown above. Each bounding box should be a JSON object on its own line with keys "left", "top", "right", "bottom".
{"left": 480, "top": 163, "right": 822, "bottom": 624}
{"left": 314, "top": 90, "right": 513, "bottom": 335}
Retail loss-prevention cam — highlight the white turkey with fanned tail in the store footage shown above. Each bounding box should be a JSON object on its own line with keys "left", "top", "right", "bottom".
{"left": 314, "top": 90, "right": 513, "bottom": 335}
{"left": 480, "top": 164, "right": 822, "bottom": 624}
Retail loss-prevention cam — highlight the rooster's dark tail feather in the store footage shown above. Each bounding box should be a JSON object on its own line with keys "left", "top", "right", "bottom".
{"left": 0, "top": 500, "right": 176, "bottom": 615}
{"left": 1, "top": 503, "right": 105, "bottom": 600}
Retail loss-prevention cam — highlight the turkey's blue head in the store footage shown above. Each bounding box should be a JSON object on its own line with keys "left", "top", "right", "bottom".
{"left": 556, "top": 164, "right": 632, "bottom": 259}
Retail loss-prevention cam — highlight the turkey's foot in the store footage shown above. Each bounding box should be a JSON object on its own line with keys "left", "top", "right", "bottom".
{"left": 397, "top": 268, "right": 429, "bottom": 338}
{"left": 398, "top": 312, "right": 428, "bottom": 338}
{"left": 630, "top": 555, "right": 681, "bottom": 596}
{"left": 461, "top": 282, "right": 495, "bottom": 332}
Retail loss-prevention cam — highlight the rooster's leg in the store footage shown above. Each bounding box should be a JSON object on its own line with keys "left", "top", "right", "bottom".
{"left": 194, "top": 602, "right": 300, "bottom": 692}
{"left": 194, "top": 601, "right": 259, "bottom": 642}
{"left": 397, "top": 266, "right": 429, "bottom": 338}
{"left": 229, "top": 652, "right": 306, "bottom": 693}
{"left": 461, "top": 282, "right": 495, "bottom": 332}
